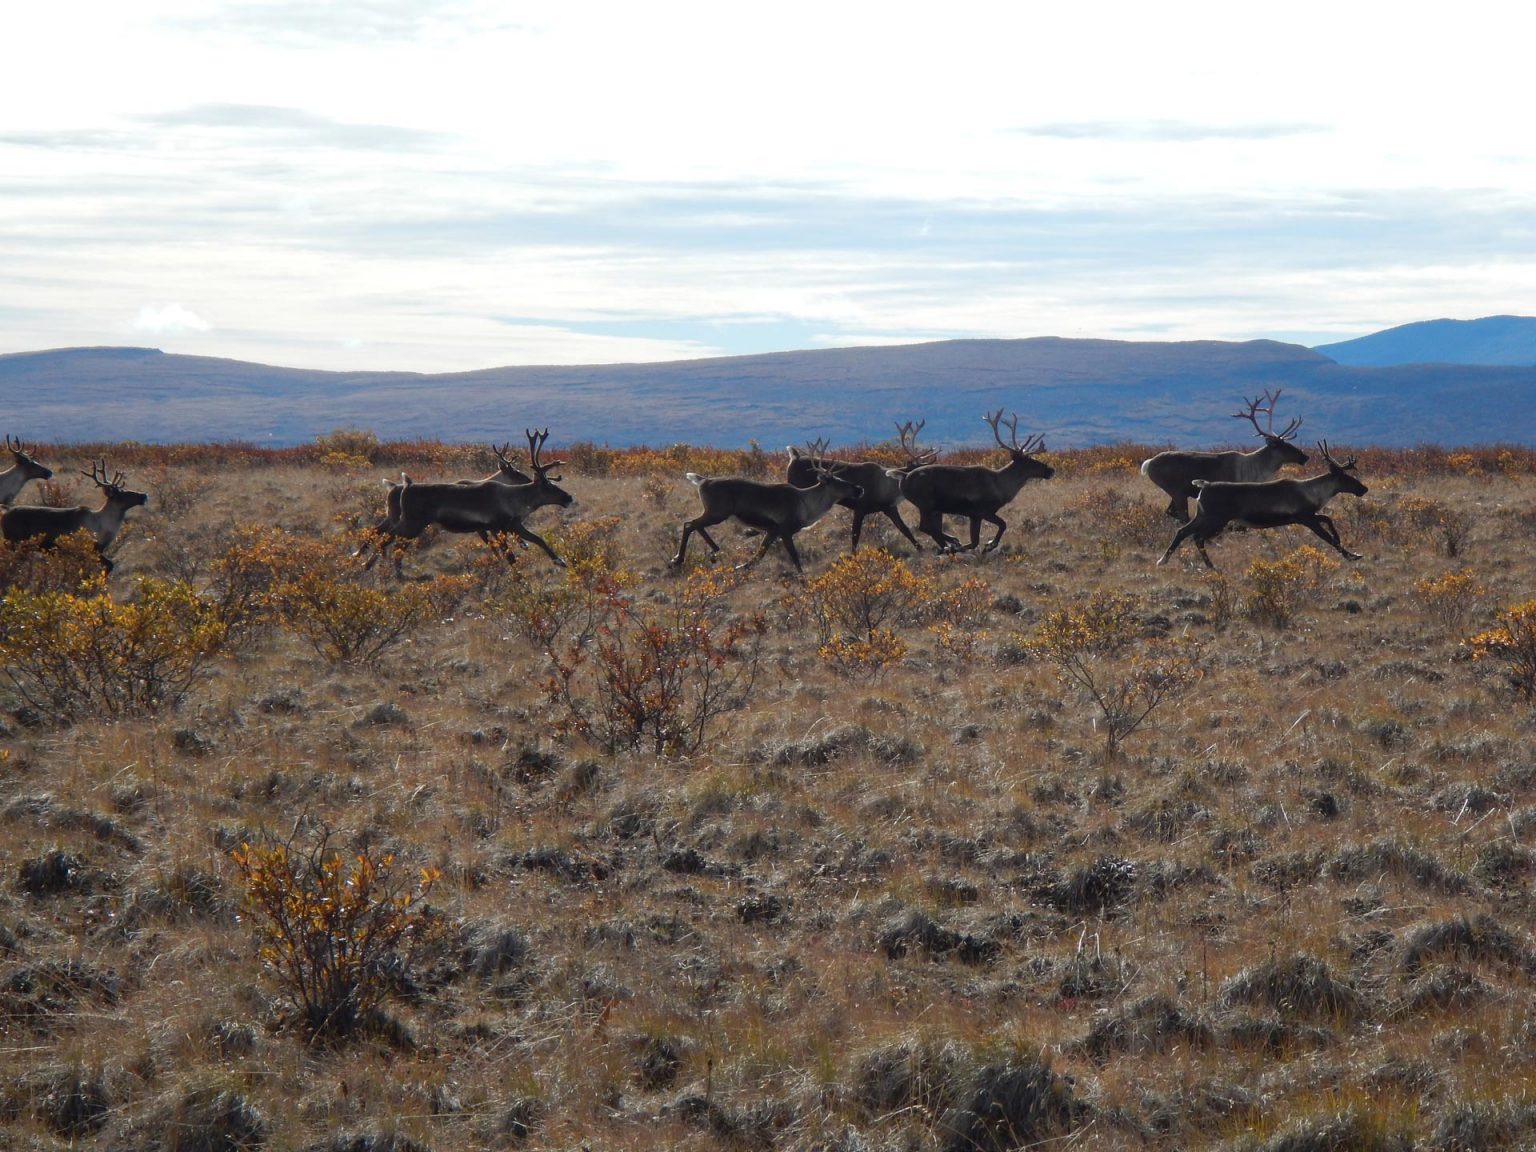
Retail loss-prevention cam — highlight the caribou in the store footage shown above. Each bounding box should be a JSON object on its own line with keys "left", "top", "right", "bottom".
{"left": 1157, "top": 441, "right": 1368, "bottom": 568}
{"left": 369, "top": 442, "right": 533, "bottom": 556}
{"left": 670, "top": 447, "right": 863, "bottom": 573}
{"left": 892, "top": 409, "right": 1053, "bottom": 554}
{"left": 784, "top": 420, "right": 934, "bottom": 553}
{"left": 1140, "top": 390, "right": 1309, "bottom": 522}
{"left": 360, "top": 429, "right": 573, "bottom": 577}
{"left": 0, "top": 436, "right": 53, "bottom": 506}
{"left": 0, "top": 460, "right": 147, "bottom": 572}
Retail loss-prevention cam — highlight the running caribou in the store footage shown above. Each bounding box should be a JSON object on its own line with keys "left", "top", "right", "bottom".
{"left": 360, "top": 429, "right": 573, "bottom": 577}
{"left": 784, "top": 420, "right": 934, "bottom": 553}
{"left": 893, "top": 409, "right": 1053, "bottom": 553}
{"left": 1140, "top": 390, "right": 1309, "bottom": 522}
{"left": 671, "top": 446, "right": 863, "bottom": 573}
{"left": 0, "top": 436, "right": 53, "bottom": 506}
{"left": 0, "top": 460, "right": 147, "bottom": 572}
{"left": 368, "top": 442, "right": 534, "bottom": 558}
{"left": 1156, "top": 440, "right": 1368, "bottom": 568}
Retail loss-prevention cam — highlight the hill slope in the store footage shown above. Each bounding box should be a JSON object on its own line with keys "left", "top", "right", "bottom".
{"left": 1315, "top": 315, "right": 1536, "bottom": 367}
{"left": 3, "top": 337, "right": 1534, "bottom": 448}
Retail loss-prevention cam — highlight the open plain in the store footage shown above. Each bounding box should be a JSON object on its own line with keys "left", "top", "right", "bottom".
{"left": 2, "top": 434, "right": 1535, "bottom": 1151}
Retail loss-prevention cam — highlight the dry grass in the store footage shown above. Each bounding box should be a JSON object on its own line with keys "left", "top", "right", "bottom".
{"left": 2, "top": 442, "right": 1536, "bottom": 1150}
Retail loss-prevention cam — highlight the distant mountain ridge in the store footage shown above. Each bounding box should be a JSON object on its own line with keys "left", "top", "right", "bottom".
{"left": 2, "top": 328, "right": 1534, "bottom": 448}
{"left": 1314, "top": 315, "right": 1536, "bottom": 367}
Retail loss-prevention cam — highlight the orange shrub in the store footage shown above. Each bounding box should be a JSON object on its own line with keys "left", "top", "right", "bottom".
{"left": 0, "top": 530, "right": 106, "bottom": 594}
{"left": 1032, "top": 591, "right": 1203, "bottom": 755}
{"left": 1413, "top": 569, "right": 1486, "bottom": 633}
{"left": 1466, "top": 600, "right": 1536, "bottom": 700}
{"left": 232, "top": 829, "right": 443, "bottom": 1041}
{"left": 0, "top": 576, "right": 231, "bottom": 719}
{"left": 545, "top": 567, "right": 766, "bottom": 755}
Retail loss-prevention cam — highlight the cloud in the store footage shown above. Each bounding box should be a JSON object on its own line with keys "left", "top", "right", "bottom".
{"left": 139, "top": 103, "right": 450, "bottom": 151}
{"left": 1015, "top": 120, "right": 1329, "bottom": 142}
{"left": 163, "top": 0, "right": 501, "bottom": 46}
{"left": 131, "top": 304, "right": 212, "bottom": 334}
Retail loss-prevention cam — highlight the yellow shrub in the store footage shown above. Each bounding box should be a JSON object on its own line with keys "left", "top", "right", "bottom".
{"left": 798, "top": 548, "right": 931, "bottom": 646}
{"left": 1244, "top": 546, "right": 1338, "bottom": 628}
{"left": 311, "top": 428, "right": 381, "bottom": 464}
{"left": 1413, "top": 569, "right": 1485, "bottom": 632}
{"left": 492, "top": 517, "right": 634, "bottom": 651}
{"left": 1466, "top": 600, "right": 1536, "bottom": 699}
{"left": 818, "top": 629, "right": 908, "bottom": 679}
{"left": 0, "top": 530, "right": 106, "bottom": 594}
{"left": 232, "top": 830, "right": 443, "bottom": 1041}
{"left": 1031, "top": 590, "right": 1142, "bottom": 661}
{"left": 275, "top": 565, "right": 472, "bottom": 667}
{"left": 0, "top": 577, "right": 230, "bottom": 719}
{"left": 1032, "top": 591, "right": 1202, "bottom": 755}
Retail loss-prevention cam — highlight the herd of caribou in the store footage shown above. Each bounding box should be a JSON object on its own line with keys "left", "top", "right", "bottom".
{"left": 0, "top": 390, "right": 1370, "bottom": 578}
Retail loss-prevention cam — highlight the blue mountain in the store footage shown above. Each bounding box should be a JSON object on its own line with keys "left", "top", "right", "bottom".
{"left": 3, "top": 333, "right": 1534, "bottom": 448}
{"left": 1315, "top": 315, "right": 1536, "bottom": 367}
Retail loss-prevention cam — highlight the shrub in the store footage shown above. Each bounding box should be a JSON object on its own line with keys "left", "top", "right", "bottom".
{"left": 1201, "top": 571, "right": 1238, "bottom": 630}
{"left": 1032, "top": 591, "right": 1203, "bottom": 755}
{"left": 1412, "top": 569, "right": 1486, "bottom": 633}
{"left": 796, "top": 549, "right": 931, "bottom": 677}
{"left": 311, "top": 428, "right": 382, "bottom": 468}
{"left": 1066, "top": 486, "right": 1164, "bottom": 557}
{"left": 1466, "top": 600, "right": 1536, "bottom": 699}
{"left": 0, "top": 530, "right": 105, "bottom": 594}
{"left": 231, "top": 828, "right": 443, "bottom": 1041}
{"left": 1398, "top": 495, "right": 1473, "bottom": 557}
{"left": 791, "top": 550, "right": 988, "bottom": 677}
{"left": 268, "top": 538, "right": 473, "bottom": 666}
{"left": 546, "top": 568, "right": 766, "bottom": 755}
{"left": 0, "top": 577, "right": 231, "bottom": 720}
{"left": 204, "top": 523, "right": 303, "bottom": 650}
{"left": 1244, "top": 545, "right": 1338, "bottom": 628}
{"left": 491, "top": 517, "right": 634, "bottom": 651}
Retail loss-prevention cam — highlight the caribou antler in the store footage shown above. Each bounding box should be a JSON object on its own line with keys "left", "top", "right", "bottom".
{"left": 1234, "top": 389, "right": 1302, "bottom": 442}
{"left": 1317, "top": 440, "right": 1357, "bottom": 471}
{"left": 895, "top": 419, "right": 934, "bottom": 466}
{"left": 983, "top": 409, "right": 1046, "bottom": 456}
{"left": 525, "top": 428, "right": 567, "bottom": 477}
{"left": 80, "top": 460, "right": 126, "bottom": 490}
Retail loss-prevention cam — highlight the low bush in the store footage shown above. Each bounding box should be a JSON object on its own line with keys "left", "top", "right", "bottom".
{"left": 231, "top": 827, "right": 444, "bottom": 1041}
{"left": 1466, "top": 600, "right": 1536, "bottom": 699}
{"left": 0, "top": 576, "right": 231, "bottom": 720}
{"left": 546, "top": 568, "right": 766, "bottom": 755}
{"left": 1031, "top": 591, "right": 1203, "bottom": 755}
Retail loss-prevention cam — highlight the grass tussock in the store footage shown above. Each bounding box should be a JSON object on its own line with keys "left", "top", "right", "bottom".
{"left": 0, "top": 438, "right": 1534, "bottom": 1149}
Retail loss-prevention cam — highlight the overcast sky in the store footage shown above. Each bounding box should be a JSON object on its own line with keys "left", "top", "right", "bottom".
{"left": 2, "top": 1, "right": 1532, "bottom": 373}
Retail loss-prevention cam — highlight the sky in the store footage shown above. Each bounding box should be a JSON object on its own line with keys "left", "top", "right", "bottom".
{"left": 2, "top": 1, "right": 1534, "bottom": 374}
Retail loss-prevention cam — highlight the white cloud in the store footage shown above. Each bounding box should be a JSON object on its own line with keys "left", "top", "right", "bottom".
{"left": 131, "top": 304, "right": 212, "bottom": 334}
{"left": 0, "top": 2, "right": 1533, "bottom": 374}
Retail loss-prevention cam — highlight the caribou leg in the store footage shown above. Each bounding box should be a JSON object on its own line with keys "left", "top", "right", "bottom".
{"left": 881, "top": 508, "right": 923, "bottom": 551}
{"left": 508, "top": 521, "right": 566, "bottom": 568}
{"left": 671, "top": 517, "right": 724, "bottom": 567}
{"left": 1300, "top": 514, "right": 1361, "bottom": 561}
